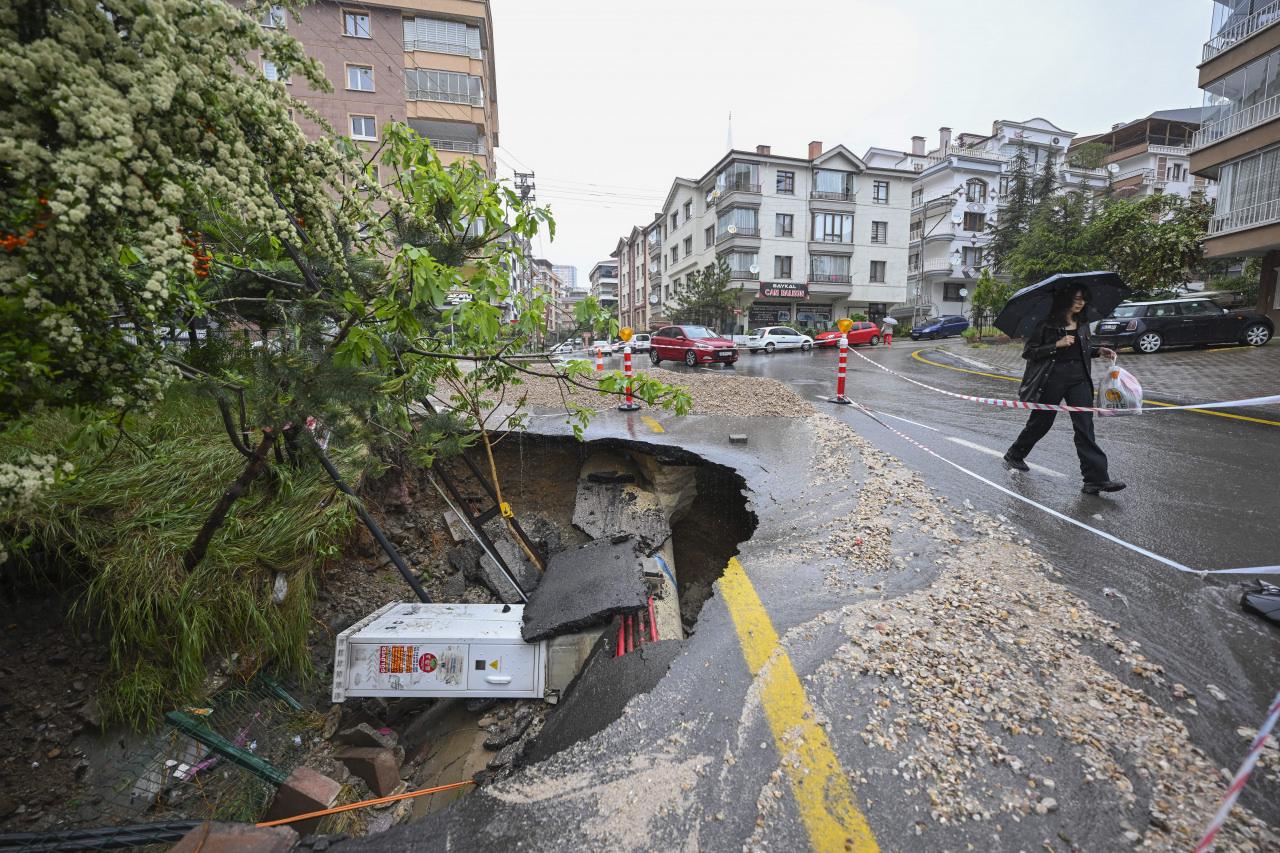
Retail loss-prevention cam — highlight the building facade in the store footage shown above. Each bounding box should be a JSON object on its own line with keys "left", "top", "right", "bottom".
{"left": 632, "top": 142, "right": 913, "bottom": 335}
{"left": 613, "top": 227, "right": 651, "bottom": 331}
{"left": 1075, "top": 109, "right": 1216, "bottom": 202}
{"left": 897, "top": 120, "right": 1110, "bottom": 323}
{"left": 551, "top": 265, "right": 578, "bottom": 292}
{"left": 1191, "top": 0, "right": 1280, "bottom": 322}
{"left": 588, "top": 261, "right": 619, "bottom": 311}
{"left": 248, "top": 0, "right": 498, "bottom": 177}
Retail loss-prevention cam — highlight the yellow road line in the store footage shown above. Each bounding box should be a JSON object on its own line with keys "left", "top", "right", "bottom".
{"left": 640, "top": 415, "right": 665, "bottom": 434}
{"left": 909, "top": 349, "right": 1280, "bottom": 427}
{"left": 720, "top": 558, "right": 878, "bottom": 852}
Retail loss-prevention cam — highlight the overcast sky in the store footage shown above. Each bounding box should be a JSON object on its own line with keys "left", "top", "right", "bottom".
{"left": 489, "top": 0, "right": 1209, "bottom": 285}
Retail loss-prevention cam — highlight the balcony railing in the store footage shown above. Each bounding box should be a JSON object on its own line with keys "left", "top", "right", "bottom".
{"left": 727, "top": 270, "right": 760, "bottom": 281}
{"left": 810, "top": 190, "right": 853, "bottom": 201}
{"left": 1209, "top": 196, "right": 1280, "bottom": 235}
{"left": 404, "top": 39, "right": 484, "bottom": 60}
{"left": 1203, "top": 0, "right": 1280, "bottom": 61}
{"left": 808, "top": 273, "right": 851, "bottom": 284}
{"left": 810, "top": 235, "right": 852, "bottom": 244}
{"left": 428, "top": 138, "right": 485, "bottom": 154}
{"left": 1193, "top": 91, "right": 1280, "bottom": 150}
{"left": 648, "top": 238, "right": 662, "bottom": 255}
{"left": 1148, "top": 144, "right": 1193, "bottom": 156}
{"left": 407, "top": 88, "right": 484, "bottom": 107}
{"left": 716, "top": 182, "right": 761, "bottom": 198}
{"left": 716, "top": 227, "right": 760, "bottom": 243}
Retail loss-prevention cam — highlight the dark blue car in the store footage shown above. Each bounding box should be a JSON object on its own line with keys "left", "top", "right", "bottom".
{"left": 910, "top": 314, "right": 969, "bottom": 340}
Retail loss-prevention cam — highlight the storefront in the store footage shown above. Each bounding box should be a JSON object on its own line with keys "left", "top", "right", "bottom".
{"left": 741, "top": 283, "right": 836, "bottom": 333}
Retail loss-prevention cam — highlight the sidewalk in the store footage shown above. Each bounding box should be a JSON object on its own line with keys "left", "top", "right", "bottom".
{"left": 934, "top": 340, "right": 1280, "bottom": 418}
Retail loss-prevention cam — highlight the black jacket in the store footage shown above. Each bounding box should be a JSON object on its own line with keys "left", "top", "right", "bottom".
{"left": 1018, "top": 321, "right": 1101, "bottom": 403}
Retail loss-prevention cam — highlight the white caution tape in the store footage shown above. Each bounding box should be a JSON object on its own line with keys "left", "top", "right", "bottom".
{"left": 847, "top": 348, "right": 1280, "bottom": 416}
{"left": 849, "top": 401, "right": 1280, "bottom": 577}
{"left": 1195, "top": 690, "right": 1280, "bottom": 852}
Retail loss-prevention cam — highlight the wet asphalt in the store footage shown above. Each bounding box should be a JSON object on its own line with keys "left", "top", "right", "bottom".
{"left": 343, "top": 342, "right": 1279, "bottom": 852}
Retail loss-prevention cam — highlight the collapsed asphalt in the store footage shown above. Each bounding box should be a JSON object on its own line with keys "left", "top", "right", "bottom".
{"left": 336, "top": 344, "right": 1278, "bottom": 852}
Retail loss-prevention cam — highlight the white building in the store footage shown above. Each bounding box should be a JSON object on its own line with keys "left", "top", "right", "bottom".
{"left": 646, "top": 142, "right": 914, "bottom": 335}
{"left": 588, "top": 260, "right": 618, "bottom": 309}
{"left": 1073, "top": 108, "right": 1217, "bottom": 203}
{"left": 896, "top": 120, "right": 1110, "bottom": 323}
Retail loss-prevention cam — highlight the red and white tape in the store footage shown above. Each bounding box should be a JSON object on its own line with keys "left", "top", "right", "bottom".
{"left": 847, "top": 348, "right": 1280, "bottom": 416}
{"left": 1194, "top": 690, "right": 1280, "bottom": 852}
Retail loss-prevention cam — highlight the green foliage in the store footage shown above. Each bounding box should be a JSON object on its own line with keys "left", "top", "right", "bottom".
{"left": 573, "top": 295, "right": 619, "bottom": 342}
{"left": 1067, "top": 142, "right": 1108, "bottom": 170}
{"left": 1088, "top": 194, "right": 1213, "bottom": 298}
{"left": 1033, "top": 151, "right": 1058, "bottom": 207}
{"left": 1003, "top": 194, "right": 1104, "bottom": 287}
{"left": 970, "top": 269, "right": 1016, "bottom": 319}
{"left": 986, "top": 144, "right": 1035, "bottom": 272}
{"left": 669, "top": 257, "right": 737, "bottom": 331}
{"left": 0, "top": 388, "right": 358, "bottom": 727}
{"left": 849, "top": 313, "right": 868, "bottom": 322}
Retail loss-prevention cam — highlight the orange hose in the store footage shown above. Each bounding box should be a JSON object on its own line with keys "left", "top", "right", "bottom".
{"left": 255, "top": 779, "right": 475, "bottom": 827}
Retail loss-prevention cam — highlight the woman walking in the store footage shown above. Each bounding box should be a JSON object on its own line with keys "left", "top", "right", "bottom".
{"left": 1003, "top": 286, "right": 1126, "bottom": 495}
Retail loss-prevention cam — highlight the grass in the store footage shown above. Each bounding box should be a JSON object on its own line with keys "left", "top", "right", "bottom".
{"left": 0, "top": 387, "right": 360, "bottom": 728}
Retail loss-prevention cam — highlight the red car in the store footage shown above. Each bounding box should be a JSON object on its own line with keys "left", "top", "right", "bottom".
{"left": 814, "top": 321, "right": 882, "bottom": 348}
{"left": 649, "top": 324, "right": 739, "bottom": 367}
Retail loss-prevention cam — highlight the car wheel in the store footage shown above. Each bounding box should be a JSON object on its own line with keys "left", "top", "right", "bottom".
{"left": 1244, "top": 323, "right": 1272, "bottom": 347}
{"left": 684, "top": 349, "right": 697, "bottom": 367}
{"left": 870, "top": 335, "right": 880, "bottom": 346}
{"left": 749, "top": 348, "right": 759, "bottom": 354}
{"left": 1135, "top": 331, "right": 1163, "bottom": 354}
{"left": 765, "top": 342, "right": 775, "bottom": 353}
{"left": 801, "top": 341, "right": 812, "bottom": 351}
{"left": 930, "top": 332, "right": 940, "bottom": 340}
{"left": 650, "top": 350, "right": 661, "bottom": 365}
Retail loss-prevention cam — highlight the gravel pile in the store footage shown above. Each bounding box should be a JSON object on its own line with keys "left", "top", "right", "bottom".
{"left": 513, "top": 367, "right": 814, "bottom": 418}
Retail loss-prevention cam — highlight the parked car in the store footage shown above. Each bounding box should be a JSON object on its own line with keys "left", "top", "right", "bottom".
{"left": 1094, "top": 297, "right": 1273, "bottom": 353}
{"left": 549, "top": 340, "right": 581, "bottom": 355}
{"left": 650, "top": 325, "right": 739, "bottom": 367}
{"left": 744, "top": 326, "right": 813, "bottom": 353}
{"left": 910, "top": 315, "right": 970, "bottom": 340}
{"left": 814, "top": 321, "right": 882, "bottom": 348}
{"left": 609, "top": 333, "right": 651, "bottom": 353}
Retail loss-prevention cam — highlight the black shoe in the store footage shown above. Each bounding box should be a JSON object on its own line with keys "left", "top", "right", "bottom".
{"left": 1003, "top": 453, "right": 1029, "bottom": 472}
{"left": 1082, "top": 480, "right": 1126, "bottom": 495}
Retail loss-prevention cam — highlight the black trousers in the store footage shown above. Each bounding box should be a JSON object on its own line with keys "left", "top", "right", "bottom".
{"left": 1008, "top": 364, "right": 1110, "bottom": 484}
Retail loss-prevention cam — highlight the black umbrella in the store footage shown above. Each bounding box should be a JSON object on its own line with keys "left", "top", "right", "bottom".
{"left": 994, "top": 271, "right": 1132, "bottom": 339}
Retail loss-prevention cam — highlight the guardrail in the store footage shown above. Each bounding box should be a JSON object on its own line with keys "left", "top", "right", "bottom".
{"left": 1202, "top": 0, "right": 1280, "bottom": 61}
{"left": 1193, "top": 91, "right": 1280, "bottom": 150}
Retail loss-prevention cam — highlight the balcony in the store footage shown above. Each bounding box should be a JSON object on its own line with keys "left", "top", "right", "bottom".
{"left": 1209, "top": 196, "right": 1280, "bottom": 235}
{"left": 1193, "top": 92, "right": 1280, "bottom": 150}
{"left": 428, "top": 138, "right": 485, "bottom": 154}
{"left": 1147, "top": 144, "right": 1193, "bottom": 156}
{"left": 404, "top": 39, "right": 484, "bottom": 60}
{"left": 407, "top": 88, "right": 484, "bottom": 107}
{"left": 727, "top": 269, "right": 760, "bottom": 281}
{"left": 716, "top": 227, "right": 760, "bottom": 244}
{"left": 1203, "top": 0, "right": 1280, "bottom": 62}
{"left": 912, "top": 194, "right": 956, "bottom": 213}
{"left": 808, "top": 273, "right": 851, "bottom": 284}
{"left": 810, "top": 190, "right": 853, "bottom": 202}
{"left": 648, "top": 238, "right": 662, "bottom": 256}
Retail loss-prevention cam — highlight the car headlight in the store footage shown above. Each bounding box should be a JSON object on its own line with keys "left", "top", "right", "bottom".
{"left": 1125, "top": 320, "right": 1138, "bottom": 331}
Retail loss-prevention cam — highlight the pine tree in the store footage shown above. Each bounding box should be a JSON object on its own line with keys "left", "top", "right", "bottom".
{"left": 669, "top": 257, "right": 736, "bottom": 331}
{"left": 986, "top": 143, "right": 1033, "bottom": 272}
{"left": 1032, "top": 150, "right": 1058, "bottom": 209}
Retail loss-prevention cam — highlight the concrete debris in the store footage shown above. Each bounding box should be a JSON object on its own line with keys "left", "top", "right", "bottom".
{"left": 334, "top": 722, "right": 398, "bottom": 751}
{"left": 729, "top": 434, "right": 748, "bottom": 444}
{"left": 337, "top": 747, "right": 403, "bottom": 797}
{"left": 171, "top": 821, "right": 298, "bottom": 853}
{"left": 447, "top": 543, "right": 481, "bottom": 576}
{"left": 474, "top": 519, "right": 542, "bottom": 604}
{"left": 521, "top": 535, "right": 649, "bottom": 642}
{"left": 573, "top": 452, "right": 671, "bottom": 551}
{"left": 484, "top": 707, "right": 534, "bottom": 751}
{"left": 631, "top": 455, "right": 698, "bottom": 525}
{"left": 264, "top": 766, "right": 341, "bottom": 836}
{"left": 442, "top": 509, "right": 468, "bottom": 543}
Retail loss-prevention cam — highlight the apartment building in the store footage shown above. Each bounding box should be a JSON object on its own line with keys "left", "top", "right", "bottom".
{"left": 552, "top": 265, "right": 579, "bottom": 293}
{"left": 588, "top": 261, "right": 619, "bottom": 310}
{"left": 1190, "top": 0, "right": 1280, "bottom": 321}
{"left": 1074, "top": 109, "right": 1216, "bottom": 202}
{"left": 613, "top": 227, "right": 651, "bottom": 331}
{"left": 248, "top": 1, "right": 498, "bottom": 177}
{"left": 898, "top": 120, "right": 1109, "bottom": 322}
{"left": 629, "top": 142, "right": 913, "bottom": 335}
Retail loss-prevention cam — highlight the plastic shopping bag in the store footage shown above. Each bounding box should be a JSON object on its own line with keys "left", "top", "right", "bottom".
{"left": 1097, "top": 358, "right": 1142, "bottom": 412}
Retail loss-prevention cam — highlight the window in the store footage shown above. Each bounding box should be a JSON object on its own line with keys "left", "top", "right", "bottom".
{"left": 347, "top": 64, "right": 374, "bottom": 91}
{"left": 684, "top": 201, "right": 692, "bottom": 220}
{"left": 871, "top": 221, "right": 887, "bottom": 243}
{"left": 909, "top": 221, "right": 922, "bottom": 241}
{"left": 909, "top": 253, "right": 920, "bottom": 272}
{"left": 724, "top": 252, "right": 757, "bottom": 277}
{"left": 343, "top": 10, "right": 371, "bottom": 37}
{"left": 671, "top": 247, "right": 679, "bottom": 263}
{"left": 671, "top": 212, "right": 679, "bottom": 230}
{"left": 811, "top": 254, "right": 850, "bottom": 281}
{"left": 911, "top": 187, "right": 923, "bottom": 207}
{"left": 683, "top": 236, "right": 693, "bottom": 255}
{"left": 403, "top": 16, "right": 483, "bottom": 58}
{"left": 775, "top": 256, "right": 792, "bottom": 278}
{"left": 869, "top": 260, "right": 886, "bottom": 283}
{"left": 717, "top": 161, "right": 761, "bottom": 193}
{"left": 943, "top": 283, "right": 965, "bottom": 301}
{"left": 1179, "top": 300, "right": 1222, "bottom": 316}
{"left": 705, "top": 225, "right": 715, "bottom": 248}
{"left": 873, "top": 180, "right": 890, "bottom": 203}
{"left": 350, "top": 115, "right": 377, "bottom": 140}
{"left": 776, "top": 170, "right": 795, "bottom": 194}
{"left": 776, "top": 213, "right": 794, "bottom": 237}
{"left": 965, "top": 178, "right": 988, "bottom": 203}
{"left": 812, "top": 212, "right": 854, "bottom": 243}
{"left": 999, "top": 176, "right": 1012, "bottom": 196}
{"left": 962, "top": 212, "right": 986, "bottom": 232}
{"left": 260, "top": 4, "right": 285, "bottom": 27}
{"left": 405, "top": 69, "right": 483, "bottom": 105}
{"left": 813, "top": 169, "right": 853, "bottom": 199}
{"left": 717, "top": 207, "right": 759, "bottom": 237}
{"left": 262, "top": 60, "right": 289, "bottom": 83}
{"left": 960, "top": 246, "right": 983, "bottom": 267}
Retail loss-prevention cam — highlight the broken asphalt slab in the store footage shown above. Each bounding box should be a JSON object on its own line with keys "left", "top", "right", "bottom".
{"left": 520, "top": 535, "right": 649, "bottom": 642}
{"left": 474, "top": 520, "right": 542, "bottom": 604}
{"left": 572, "top": 451, "right": 672, "bottom": 551}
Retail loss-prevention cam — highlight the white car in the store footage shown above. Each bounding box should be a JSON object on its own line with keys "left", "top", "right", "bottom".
{"left": 611, "top": 333, "right": 651, "bottom": 353}
{"left": 549, "top": 340, "right": 581, "bottom": 355}
{"left": 746, "top": 326, "right": 813, "bottom": 353}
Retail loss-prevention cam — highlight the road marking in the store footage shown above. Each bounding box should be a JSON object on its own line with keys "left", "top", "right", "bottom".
{"left": 944, "top": 436, "right": 1065, "bottom": 478}
{"left": 719, "top": 558, "right": 878, "bottom": 853}
{"left": 640, "top": 415, "right": 665, "bottom": 434}
{"left": 910, "top": 349, "right": 1280, "bottom": 428}
{"left": 869, "top": 411, "right": 939, "bottom": 432}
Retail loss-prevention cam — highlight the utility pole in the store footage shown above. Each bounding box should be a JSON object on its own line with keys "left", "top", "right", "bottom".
{"left": 513, "top": 171, "right": 536, "bottom": 203}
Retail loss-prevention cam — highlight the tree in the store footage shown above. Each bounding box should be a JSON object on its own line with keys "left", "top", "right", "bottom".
{"left": 986, "top": 144, "right": 1034, "bottom": 272}
{"left": 1003, "top": 193, "right": 1105, "bottom": 288}
{"left": 1067, "top": 142, "right": 1108, "bottom": 170}
{"left": 1032, "top": 150, "right": 1058, "bottom": 210}
{"left": 669, "top": 257, "right": 736, "bottom": 331}
{"left": 970, "top": 269, "right": 1015, "bottom": 336}
{"left": 1088, "top": 194, "right": 1213, "bottom": 299}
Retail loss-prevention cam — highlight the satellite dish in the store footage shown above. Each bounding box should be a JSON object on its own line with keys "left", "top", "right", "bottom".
{"left": 712, "top": 189, "right": 722, "bottom": 199}
{"left": 959, "top": 288, "right": 969, "bottom": 298}
{"left": 748, "top": 264, "right": 759, "bottom": 275}
{"left": 649, "top": 293, "right": 660, "bottom": 305}
{"left": 1107, "top": 163, "right": 1120, "bottom": 174}
{"left": 950, "top": 211, "right": 963, "bottom": 224}
{"left": 727, "top": 224, "right": 738, "bottom": 234}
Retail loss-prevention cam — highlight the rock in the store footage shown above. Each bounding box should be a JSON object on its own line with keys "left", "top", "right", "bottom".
{"left": 447, "top": 544, "right": 481, "bottom": 576}
{"left": 441, "top": 510, "right": 468, "bottom": 544}
{"left": 336, "top": 747, "right": 402, "bottom": 797}
{"left": 322, "top": 705, "right": 342, "bottom": 739}
{"left": 264, "top": 767, "right": 341, "bottom": 837}
{"left": 334, "top": 723, "right": 398, "bottom": 750}
{"left": 1206, "top": 684, "right": 1227, "bottom": 702}
{"left": 474, "top": 522, "right": 542, "bottom": 604}
{"left": 486, "top": 740, "right": 523, "bottom": 770}
{"left": 483, "top": 712, "right": 533, "bottom": 751}
{"left": 728, "top": 434, "right": 748, "bottom": 444}
{"left": 441, "top": 571, "right": 466, "bottom": 600}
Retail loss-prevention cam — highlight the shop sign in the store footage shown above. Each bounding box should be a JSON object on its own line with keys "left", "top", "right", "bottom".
{"left": 758, "top": 282, "right": 808, "bottom": 299}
